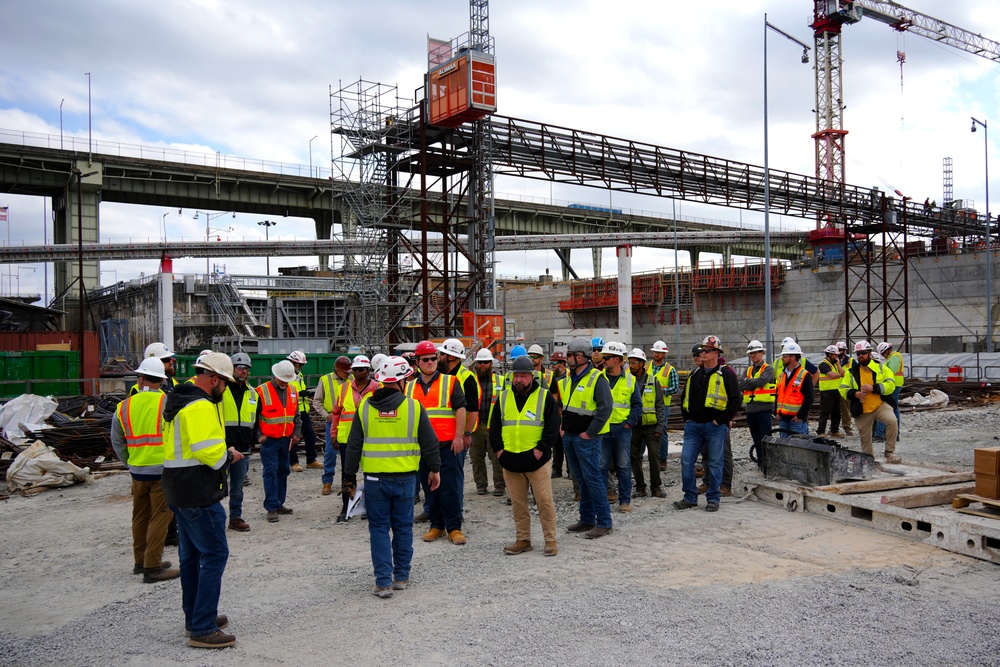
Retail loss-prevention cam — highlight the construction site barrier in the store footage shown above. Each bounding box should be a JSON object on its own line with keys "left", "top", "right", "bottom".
{"left": 947, "top": 366, "right": 964, "bottom": 382}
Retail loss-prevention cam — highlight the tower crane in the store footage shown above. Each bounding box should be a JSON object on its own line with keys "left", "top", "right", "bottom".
{"left": 810, "top": 0, "right": 1000, "bottom": 214}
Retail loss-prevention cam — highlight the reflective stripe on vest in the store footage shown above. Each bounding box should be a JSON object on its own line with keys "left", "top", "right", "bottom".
{"left": 500, "top": 386, "right": 548, "bottom": 453}
{"left": 557, "top": 367, "right": 610, "bottom": 435}
{"left": 647, "top": 361, "right": 675, "bottom": 407}
{"left": 256, "top": 381, "right": 298, "bottom": 438}
{"left": 337, "top": 379, "right": 378, "bottom": 443}
{"left": 320, "top": 373, "right": 348, "bottom": 412}
{"left": 162, "top": 397, "right": 227, "bottom": 470}
{"left": 223, "top": 384, "right": 258, "bottom": 429}
{"left": 640, "top": 373, "right": 658, "bottom": 426}
{"left": 606, "top": 371, "right": 635, "bottom": 423}
{"left": 116, "top": 392, "right": 166, "bottom": 474}
{"left": 405, "top": 373, "right": 458, "bottom": 441}
{"left": 743, "top": 363, "right": 776, "bottom": 403}
{"left": 682, "top": 368, "right": 728, "bottom": 412}
{"left": 456, "top": 365, "right": 482, "bottom": 407}
{"left": 359, "top": 397, "right": 421, "bottom": 473}
{"left": 818, "top": 360, "right": 842, "bottom": 392}
{"left": 292, "top": 373, "right": 310, "bottom": 412}
{"left": 776, "top": 365, "right": 810, "bottom": 416}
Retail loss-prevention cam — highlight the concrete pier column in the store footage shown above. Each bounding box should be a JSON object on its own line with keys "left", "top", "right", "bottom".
{"left": 313, "top": 208, "right": 337, "bottom": 270}
{"left": 592, "top": 247, "right": 602, "bottom": 278}
{"left": 52, "top": 161, "right": 102, "bottom": 330}
{"left": 617, "top": 245, "right": 632, "bottom": 346}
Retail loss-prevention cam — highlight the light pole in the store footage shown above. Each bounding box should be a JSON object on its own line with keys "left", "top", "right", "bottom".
{"left": 972, "top": 116, "right": 992, "bottom": 352}
{"left": 85, "top": 72, "right": 92, "bottom": 163}
{"left": 309, "top": 135, "right": 318, "bottom": 177}
{"left": 258, "top": 220, "right": 277, "bottom": 275}
{"left": 764, "top": 14, "right": 810, "bottom": 362}
{"left": 194, "top": 210, "right": 234, "bottom": 279}
{"left": 60, "top": 99, "right": 65, "bottom": 150}
{"left": 161, "top": 212, "right": 169, "bottom": 243}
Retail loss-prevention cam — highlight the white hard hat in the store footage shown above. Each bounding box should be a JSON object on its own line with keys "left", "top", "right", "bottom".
{"left": 376, "top": 356, "right": 413, "bottom": 383}
{"left": 651, "top": 340, "right": 669, "bottom": 353}
{"left": 837, "top": 341, "right": 848, "bottom": 351}
{"left": 351, "top": 355, "right": 371, "bottom": 370}
{"left": 195, "top": 352, "right": 235, "bottom": 382}
{"left": 825, "top": 344, "right": 840, "bottom": 355}
{"left": 370, "top": 354, "right": 388, "bottom": 373}
{"left": 527, "top": 344, "right": 545, "bottom": 356}
{"left": 780, "top": 341, "right": 802, "bottom": 356}
{"left": 195, "top": 349, "right": 213, "bottom": 365}
{"left": 747, "top": 340, "right": 765, "bottom": 353}
{"left": 474, "top": 348, "right": 495, "bottom": 362}
{"left": 136, "top": 357, "right": 167, "bottom": 379}
{"left": 627, "top": 348, "right": 647, "bottom": 362}
{"left": 271, "top": 359, "right": 297, "bottom": 383}
{"left": 877, "top": 342, "right": 892, "bottom": 355}
{"left": 780, "top": 337, "right": 796, "bottom": 346}
{"left": 437, "top": 338, "right": 466, "bottom": 359}
{"left": 287, "top": 350, "right": 307, "bottom": 365}
{"left": 600, "top": 341, "right": 627, "bottom": 357}
{"left": 143, "top": 342, "right": 174, "bottom": 360}
{"left": 855, "top": 340, "right": 872, "bottom": 353}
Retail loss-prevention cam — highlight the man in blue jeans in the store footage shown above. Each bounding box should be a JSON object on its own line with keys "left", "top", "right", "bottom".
{"left": 555, "top": 337, "right": 613, "bottom": 539}
{"left": 344, "top": 356, "right": 441, "bottom": 598}
{"left": 674, "top": 336, "right": 740, "bottom": 513}
{"left": 222, "top": 352, "right": 258, "bottom": 532}
{"left": 162, "top": 352, "right": 242, "bottom": 649}
{"left": 599, "top": 341, "right": 642, "bottom": 512}
{"left": 256, "top": 360, "right": 302, "bottom": 523}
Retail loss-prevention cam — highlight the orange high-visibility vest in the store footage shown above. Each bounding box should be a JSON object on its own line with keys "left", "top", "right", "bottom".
{"left": 256, "top": 381, "right": 298, "bottom": 438}
{"left": 776, "top": 365, "right": 809, "bottom": 417}
{"left": 405, "top": 373, "right": 458, "bottom": 442}
{"left": 336, "top": 379, "right": 379, "bottom": 443}
{"left": 743, "top": 363, "right": 776, "bottom": 404}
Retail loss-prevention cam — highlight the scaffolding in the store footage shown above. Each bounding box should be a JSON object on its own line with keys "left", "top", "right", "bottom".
{"left": 331, "top": 79, "right": 421, "bottom": 347}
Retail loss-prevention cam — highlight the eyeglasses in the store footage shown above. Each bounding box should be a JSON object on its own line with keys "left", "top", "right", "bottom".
{"left": 234, "top": 365, "right": 250, "bottom": 371}
{"left": 529, "top": 354, "right": 542, "bottom": 360}
{"left": 418, "top": 356, "right": 438, "bottom": 363}
{"left": 476, "top": 360, "right": 493, "bottom": 365}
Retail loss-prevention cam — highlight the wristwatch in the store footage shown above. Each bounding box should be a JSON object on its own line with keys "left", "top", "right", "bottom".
{"left": 463, "top": 431, "right": 472, "bottom": 436}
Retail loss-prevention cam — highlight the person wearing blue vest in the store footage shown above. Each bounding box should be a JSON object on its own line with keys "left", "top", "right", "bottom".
{"left": 343, "top": 356, "right": 441, "bottom": 598}
{"left": 599, "top": 341, "right": 642, "bottom": 513}
{"left": 674, "top": 336, "right": 740, "bottom": 513}
{"left": 555, "top": 337, "right": 613, "bottom": 539}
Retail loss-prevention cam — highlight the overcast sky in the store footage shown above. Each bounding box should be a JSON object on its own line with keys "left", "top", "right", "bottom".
{"left": 1, "top": 0, "right": 998, "bottom": 301}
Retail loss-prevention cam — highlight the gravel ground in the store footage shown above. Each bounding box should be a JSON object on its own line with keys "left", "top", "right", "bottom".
{"left": 1, "top": 402, "right": 999, "bottom": 666}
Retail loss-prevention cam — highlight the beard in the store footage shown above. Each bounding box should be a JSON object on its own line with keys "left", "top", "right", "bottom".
{"left": 211, "top": 381, "right": 226, "bottom": 402}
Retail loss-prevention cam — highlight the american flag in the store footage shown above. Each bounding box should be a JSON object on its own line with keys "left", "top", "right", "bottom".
{"left": 0, "top": 206, "right": 7, "bottom": 223}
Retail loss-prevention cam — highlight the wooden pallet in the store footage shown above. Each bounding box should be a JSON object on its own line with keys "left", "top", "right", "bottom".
{"left": 952, "top": 493, "right": 1000, "bottom": 520}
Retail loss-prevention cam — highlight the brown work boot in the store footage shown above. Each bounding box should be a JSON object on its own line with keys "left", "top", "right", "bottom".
{"left": 134, "top": 560, "right": 172, "bottom": 575}
{"left": 573, "top": 493, "right": 581, "bottom": 502}
{"left": 276, "top": 505, "right": 293, "bottom": 515}
{"left": 448, "top": 529, "right": 467, "bottom": 545}
{"left": 290, "top": 463, "right": 304, "bottom": 473}
{"left": 619, "top": 503, "right": 631, "bottom": 513}
{"left": 321, "top": 483, "right": 333, "bottom": 496}
{"left": 566, "top": 521, "right": 595, "bottom": 533}
{"left": 697, "top": 483, "right": 708, "bottom": 494}
{"left": 503, "top": 540, "right": 533, "bottom": 555}
{"left": 143, "top": 565, "right": 180, "bottom": 583}
{"left": 228, "top": 518, "right": 250, "bottom": 532}
{"left": 543, "top": 541, "right": 558, "bottom": 556}
{"left": 720, "top": 485, "right": 732, "bottom": 497}
{"left": 584, "top": 526, "right": 613, "bottom": 539}
{"left": 188, "top": 630, "right": 236, "bottom": 649}
{"left": 423, "top": 527, "right": 446, "bottom": 542}
{"left": 843, "top": 426, "right": 854, "bottom": 436}
{"left": 652, "top": 487, "right": 667, "bottom": 498}
{"left": 884, "top": 451, "right": 902, "bottom": 464}
{"left": 372, "top": 585, "right": 394, "bottom": 599}
{"left": 659, "top": 460, "right": 667, "bottom": 472}
{"left": 266, "top": 511, "right": 279, "bottom": 523}
{"left": 185, "top": 615, "right": 229, "bottom": 637}
{"left": 634, "top": 487, "right": 647, "bottom": 498}
{"left": 695, "top": 464, "right": 704, "bottom": 478}
{"left": 414, "top": 511, "right": 430, "bottom": 523}
{"left": 306, "top": 461, "right": 323, "bottom": 469}
{"left": 607, "top": 492, "right": 618, "bottom": 503}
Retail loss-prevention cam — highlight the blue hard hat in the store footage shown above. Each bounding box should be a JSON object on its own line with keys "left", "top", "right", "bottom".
{"left": 591, "top": 336, "right": 605, "bottom": 349}
{"left": 509, "top": 345, "right": 527, "bottom": 359}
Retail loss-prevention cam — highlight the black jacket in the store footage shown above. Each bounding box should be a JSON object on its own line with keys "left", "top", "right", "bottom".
{"left": 161, "top": 384, "right": 230, "bottom": 508}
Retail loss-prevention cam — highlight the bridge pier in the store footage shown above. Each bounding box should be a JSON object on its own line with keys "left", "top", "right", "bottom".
{"left": 592, "top": 247, "right": 602, "bottom": 278}
{"left": 52, "top": 161, "right": 102, "bottom": 330}
{"left": 314, "top": 208, "right": 338, "bottom": 270}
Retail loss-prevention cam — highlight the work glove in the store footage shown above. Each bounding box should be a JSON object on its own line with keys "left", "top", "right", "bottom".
{"left": 342, "top": 475, "right": 357, "bottom": 499}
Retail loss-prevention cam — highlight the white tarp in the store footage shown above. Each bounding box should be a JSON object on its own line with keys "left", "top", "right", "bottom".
{"left": 899, "top": 389, "right": 950, "bottom": 408}
{"left": 0, "top": 394, "right": 58, "bottom": 446}
{"left": 6, "top": 441, "right": 91, "bottom": 495}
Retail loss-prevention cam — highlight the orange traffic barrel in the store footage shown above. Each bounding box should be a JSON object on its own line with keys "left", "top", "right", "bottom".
{"left": 947, "top": 365, "right": 964, "bottom": 382}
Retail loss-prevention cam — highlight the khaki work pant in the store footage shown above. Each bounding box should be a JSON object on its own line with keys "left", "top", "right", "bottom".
{"left": 839, "top": 393, "right": 854, "bottom": 433}
{"left": 503, "top": 461, "right": 557, "bottom": 544}
{"left": 131, "top": 478, "right": 173, "bottom": 569}
{"left": 470, "top": 426, "right": 505, "bottom": 493}
{"left": 854, "top": 401, "right": 898, "bottom": 457}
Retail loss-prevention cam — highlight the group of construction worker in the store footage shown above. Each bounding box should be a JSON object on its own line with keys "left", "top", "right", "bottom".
{"left": 109, "top": 331, "right": 905, "bottom": 642}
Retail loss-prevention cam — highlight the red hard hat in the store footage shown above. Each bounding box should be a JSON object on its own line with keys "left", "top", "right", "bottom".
{"left": 550, "top": 351, "right": 567, "bottom": 362}
{"left": 335, "top": 355, "right": 352, "bottom": 370}
{"left": 414, "top": 340, "right": 437, "bottom": 356}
